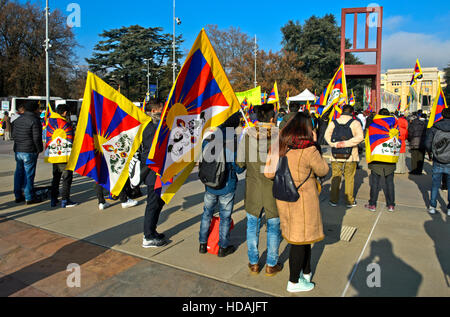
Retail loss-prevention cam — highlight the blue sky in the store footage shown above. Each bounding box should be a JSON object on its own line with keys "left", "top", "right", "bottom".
{"left": 25, "top": 0, "right": 450, "bottom": 71}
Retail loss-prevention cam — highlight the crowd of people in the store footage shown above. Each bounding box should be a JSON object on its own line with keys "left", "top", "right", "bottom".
{"left": 6, "top": 99, "right": 450, "bottom": 294}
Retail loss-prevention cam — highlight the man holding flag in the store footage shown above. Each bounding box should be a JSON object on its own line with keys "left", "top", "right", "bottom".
{"left": 145, "top": 29, "right": 241, "bottom": 248}
{"left": 45, "top": 104, "right": 77, "bottom": 208}
{"left": 425, "top": 83, "right": 449, "bottom": 216}
{"left": 364, "top": 109, "right": 401, "bottom": 212}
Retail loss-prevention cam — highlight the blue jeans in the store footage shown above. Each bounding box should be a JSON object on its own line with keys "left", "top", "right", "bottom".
{"left": 14, "top": 152, "right": 38, "bottom": 201}
{"left": 199, "top": 191, "right": 235, "bottom": 248}
{"left": 246, "top": 211, "right": 282, "bottom": 267}
{"left": 430, "top": 162, "right": 450, "bottom": 209}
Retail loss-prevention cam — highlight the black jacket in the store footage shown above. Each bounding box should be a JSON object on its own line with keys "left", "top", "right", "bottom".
{"left": 141, "top": 121, "right": 158, "bottom": 186}
{"left": 425, "top": 118, "right": 450, "bottom": 159}
{"left": 11, "top": 112, "right": 43, "bottom": 154}
{"left": 408, "top": 118, "right": 427, "bottom": 150}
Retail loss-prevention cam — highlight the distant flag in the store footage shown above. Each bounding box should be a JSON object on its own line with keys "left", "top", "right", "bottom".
{"left": 318, "top": 63, "right": 348, "bottom": 116}
{"left": 286, "top": 91, "right": 290, "bottom": 107}
{"left": 66, "top": 72, "right": 151, "bottom": 196}
{"left": 44, "top": 111, "right": 74, "bottom": 164}
{"left": 349, "top": 90, "right": 355, "bottom": 106}
{"left": 141, "top": 92, "right": 151, "bottom": 112}
{"left": 409, "top": 59, "right": 423, "bottom": 86}
{"left": 261, "top": 92, "right": 267, "bottom": 104}
{"left": 306, "top": 100, "right": 311, "bottom": 112}
{"left": 427, "top": 77, "right": 448, "bottom": 128}
{"left": 368, "top": 103, "right": 374, "bottom": 113}
{"left": 146, "top": 29, "right": 241, "bottom": 203}
{"left": 397, "top": 99, "right": 401, "bottom": 112}
{"left": 267, "top": 82, "right": 279, "bottom": 111}
{"left": 314, "top": 89, "right": 318, "bottom": 104}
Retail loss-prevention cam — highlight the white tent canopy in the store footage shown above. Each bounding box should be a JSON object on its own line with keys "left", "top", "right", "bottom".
{"left": 288, "top": 89, "right": 316, "bottom": 102}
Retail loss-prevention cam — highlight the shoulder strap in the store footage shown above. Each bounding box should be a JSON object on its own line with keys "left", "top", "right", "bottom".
{"left": 344, "top": 118, "right": 354, "bottom": 128}
{"left": 295, "top": 149, "right": 312, "bottom": 190}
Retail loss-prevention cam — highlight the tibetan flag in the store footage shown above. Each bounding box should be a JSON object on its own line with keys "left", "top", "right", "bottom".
{"left": 397, "top": 99, "right": 401, "bottom": 112}
{"left": 365, "top": 115, "right": 401, "bottom": 164}
{"left": 409, "top": 59, "right": 423, "bottom": 86}
{"left": 261, "top": 92, "right": 267, "bottom": 104}
{"left": 44, "top": 104, "right": 52, "bottom": 128}
{"left": 329, "top": 104, "right": 343, "bottom": 121}
{"left": 306, "top": 100, "right": 311, "bottom": 112}
{"left": 44, "top": 112, "right": 74, "bottom": 164}
{"left": 67, "top": 72, "right": 151, "bottom": 196}
{"left": 241, "top": 98, "right": 249, "bottom": 111}
{"left": 349, "top": 90, "right": 355, "bottom": 106}
{"left": 141, "top": 92, "right": 151, "bottom": 111}
{"left": 319, "top": 63, "right": 348, "bottom": 116}
{"left": 147, "top": 29, "right": 240, "bottom": 196}
{"left": 428, "top": 78, "right": 448, "bottom": 128}
{"left": 286, "top": 91, "right": 290, "bottom": 107}
{"left": 267, "top": 82, "right": 279, "bottom": 111}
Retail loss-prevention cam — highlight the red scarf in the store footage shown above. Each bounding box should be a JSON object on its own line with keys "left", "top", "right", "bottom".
{"left": 289, "top": 137, "right": 315, "bottom": 150}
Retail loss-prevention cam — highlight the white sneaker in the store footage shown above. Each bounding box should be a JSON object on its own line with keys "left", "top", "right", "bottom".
{"left": 428, "top": 207, "right": 436, "bottom": 215}
{"left": 301, "top": 273, "right": 312, "bottom": 283}
{"left": 287, "top": 280, "right": 315, "bottom": 293}
{"left": 122, "top": 199, "right": 138, "bottom": 209}
{"left": 99, "top": 202, "right": 110, "bottom": 210}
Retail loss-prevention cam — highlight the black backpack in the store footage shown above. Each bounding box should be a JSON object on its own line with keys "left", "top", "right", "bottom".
{"left": 331, "top": 119, "right": 354, "bottom": 160}
{"left": 432, "top": 129, "right": 450, "bottom": 164}
{"left": 273, "top": 151, "right": 312, "bottom": 202}
{"left": 198, "top": 134, "right": 227, "bottom": 189}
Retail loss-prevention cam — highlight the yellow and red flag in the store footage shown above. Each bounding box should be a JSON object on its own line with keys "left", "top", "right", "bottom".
{"left": 147, "top": 29, "right": 240, "bottom": 203}
{"left": 428, "top": 77, "right": 448, "bottom": 128}
{"left": 67, "top": 72, "right": 151, "bottom": 196}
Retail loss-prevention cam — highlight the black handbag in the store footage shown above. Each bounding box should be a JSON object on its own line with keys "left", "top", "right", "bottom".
{"left": 272, "top": 150, "right": 312, "bottom": 202}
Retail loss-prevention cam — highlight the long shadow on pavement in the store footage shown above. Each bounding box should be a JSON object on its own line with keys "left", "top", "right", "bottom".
{"left": 347, "top": 238, "right": 422, "bottom": 296}
{"left": 424, "top": 213, "right": 450, "bottom": 288}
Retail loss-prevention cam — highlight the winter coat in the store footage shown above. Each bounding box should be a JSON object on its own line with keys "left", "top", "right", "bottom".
{"left": 264, "top": 146, "right": 329, "bottom": 245}
{"left": 236, "top": 122, "right": 279, "bottom": 219}
{"left": 408, "top": 118, "right": 427, "bottom": 150}
{"left": 11, "top": 111, "right": 43, "bottom": 153}
{"left": 425, "top": 118, "right": 450, "bottom": 164}
{"left": 397, "top": 117, "right": 408, "bottom": 153}
{"left": 324, "top": 114, "right": 365, "bottom": 162}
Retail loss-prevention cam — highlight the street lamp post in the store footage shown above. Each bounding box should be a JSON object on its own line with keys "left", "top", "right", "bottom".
{"left": 144, "top": 58, "right": 150, "bottom": 93}
{"left": 45, "top": 0, "right": 50, "bottom": 109}
{"left": 173, "top": 0, "right": 181, "bottom": 84}
{"left": 254, "top": 35, "right": 257, "bottom": 88}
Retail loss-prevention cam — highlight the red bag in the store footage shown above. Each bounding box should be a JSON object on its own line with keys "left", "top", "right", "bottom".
{"left": 207, "top": 216, "right": 234, "bottom": 255}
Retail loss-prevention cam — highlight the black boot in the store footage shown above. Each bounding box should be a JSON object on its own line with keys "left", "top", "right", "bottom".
{"left": 199, "top": 243, "right": 207, "bottom": 254}
{"left": 218, "top": 245, "right": 236, "bottom": 258}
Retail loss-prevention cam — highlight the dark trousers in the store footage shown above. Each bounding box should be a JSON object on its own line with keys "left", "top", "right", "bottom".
{"left": 144, "top": 174, "right": 165, "bottom": 240}
{"left": 369, "top": 171, "right": 395, "bottom": 207}
{"left": 410, "top": 149, "right": 425, "bottom": 174}
{"left": 289, "top": 244, "right": 311, "bottom": 283}
{"left": 51, "top": 163, "right": 73, "bottom": 201}
{"left": 96, "top": 181, "right": 129, "bottom": 204}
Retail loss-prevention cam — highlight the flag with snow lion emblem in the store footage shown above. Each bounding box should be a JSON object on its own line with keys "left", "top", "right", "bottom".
{"left": 365, "top": 115, "right": 401, "bottom": 164}
{"left": 67, "top": 72, "right": 151, "bottom": 196}
{"left": 44, "top": 111, "right": 74, "bottom": 164}
{"left": 147, "top": 29, "right": 240, "bottom": 187}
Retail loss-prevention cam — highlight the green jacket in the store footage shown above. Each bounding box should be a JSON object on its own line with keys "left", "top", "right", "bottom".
{"left": 237, "top": 123, "right": 279, "bottom": 219}
{"left": 279, "top": 112, "right": 296, "bottom": 130}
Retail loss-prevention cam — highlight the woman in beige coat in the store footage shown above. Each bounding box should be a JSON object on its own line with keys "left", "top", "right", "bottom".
{"left": 265, "top": 112, "right": 329, "bottom": 293}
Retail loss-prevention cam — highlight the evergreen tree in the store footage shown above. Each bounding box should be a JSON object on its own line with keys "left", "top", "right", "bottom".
{"left": 86, "top": 25, "right": 182, "bottom": 101}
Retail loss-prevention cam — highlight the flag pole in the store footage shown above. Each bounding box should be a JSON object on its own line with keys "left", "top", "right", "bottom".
{"left": 239, "top": 108, "right": 251, "bottom": 128}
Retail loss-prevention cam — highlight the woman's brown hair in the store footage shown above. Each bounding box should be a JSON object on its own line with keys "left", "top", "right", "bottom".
{"left": 279, "top": 112, "right": 314, "bottom": 157}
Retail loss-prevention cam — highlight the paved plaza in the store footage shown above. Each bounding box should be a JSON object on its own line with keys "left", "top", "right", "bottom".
{"left": 0, "top": 139, "right": 449, "bottom": 297}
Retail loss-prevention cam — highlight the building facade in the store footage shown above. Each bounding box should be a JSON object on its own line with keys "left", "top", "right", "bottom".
{"left": 381, "top": 67, "right": 446, "bottom": 113}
